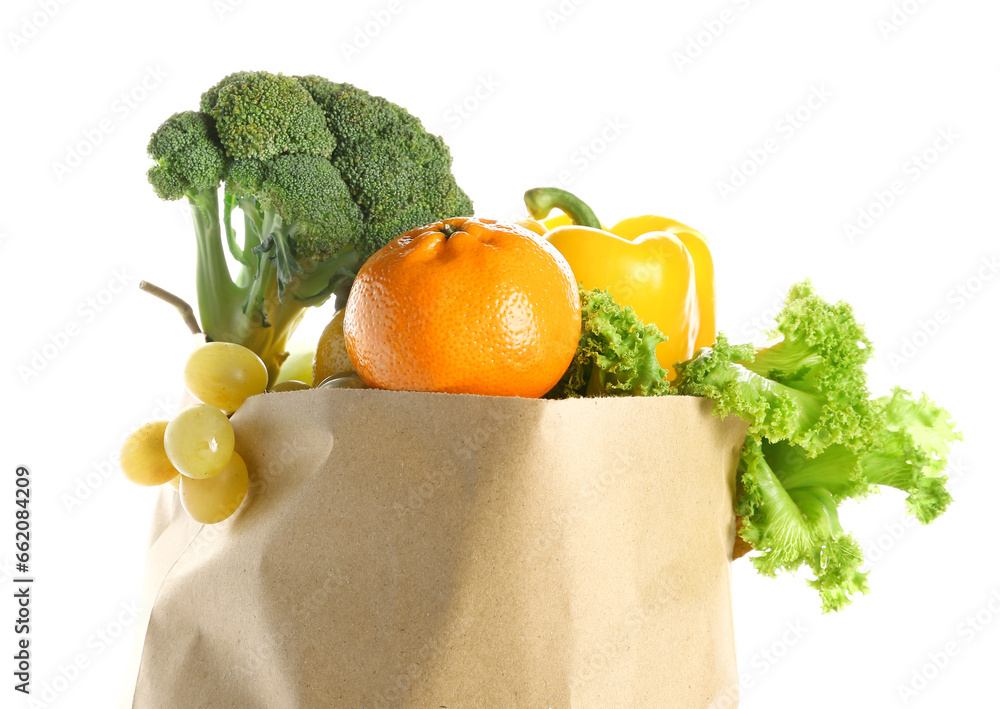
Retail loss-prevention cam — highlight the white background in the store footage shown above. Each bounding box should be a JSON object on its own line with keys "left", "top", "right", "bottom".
{"left": 2, "top": 0, "right": 999, "bottom": 707}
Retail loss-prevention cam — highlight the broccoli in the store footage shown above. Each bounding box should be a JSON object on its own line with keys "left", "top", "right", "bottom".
{"left": 551, "top": 287, "right": 670, "bottom": 398}
{"left": 146, "top": 71, "right": 474, "bottom": 382}
{"left": 674, "top": 281, "right": 960, "bottom": 612}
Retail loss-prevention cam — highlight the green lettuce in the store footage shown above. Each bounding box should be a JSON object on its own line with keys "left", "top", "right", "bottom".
{"left": 552, "top": 287, "right": 670, "bottom": 398}
{"left": 675, "top": 281, "right": 961, "bottom": 612}
{"left": 674, "top": 282, "right": 880, "bottom": 456}
{"left": 860, "top": 388, "right": 960, "bottom": 524}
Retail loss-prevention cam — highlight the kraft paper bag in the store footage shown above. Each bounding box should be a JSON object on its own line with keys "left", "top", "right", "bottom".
{"left": 122, "top": 389, "right": 747, "bottom": 708}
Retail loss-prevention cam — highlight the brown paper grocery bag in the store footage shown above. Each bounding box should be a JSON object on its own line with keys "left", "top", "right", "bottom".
{"left": 122, "top": 389, "right": 747, "bottom": 708}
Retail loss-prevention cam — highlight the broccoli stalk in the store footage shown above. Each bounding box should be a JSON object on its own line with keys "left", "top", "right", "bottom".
{"left": 146, "top": 72, "right": 473, "bottom": 382}
{"left": 674, "top": 281, "right": 961, "bottom": 612}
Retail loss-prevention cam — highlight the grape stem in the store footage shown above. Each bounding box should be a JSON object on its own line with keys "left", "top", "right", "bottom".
{"left": 140, "top": 281, "right": 203, "bottom": 335}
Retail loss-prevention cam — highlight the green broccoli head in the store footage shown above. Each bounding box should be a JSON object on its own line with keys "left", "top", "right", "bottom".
{"left": 145, "top": 71, "right": 474, "bottom": 380}
{"left": 224, "top": 158, "right": 267, "bottom": 199}
{"left": 296, "top": 76, "right": 474, "bottom": 258}
{"left": 260, "top": 154, "right": 363, "bottom": 261}
{"left": 199, "top": 71, "right": 257, "bottom": 113}
{"left": 202, "top": 71, "right": 335, "bottom": 160}
{"left": 149, "top": 71, "right": 472, "bottom": 266}
{"left": 146, "top": 111, "right": 226, "bottom": 200}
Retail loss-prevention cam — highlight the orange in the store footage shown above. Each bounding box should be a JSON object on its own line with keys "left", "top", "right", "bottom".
{"left": 343, "top": 217, "right": 581, "bottom": 398}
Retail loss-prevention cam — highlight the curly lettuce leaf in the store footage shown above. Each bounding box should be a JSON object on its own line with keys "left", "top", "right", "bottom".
{"left": 552, "top": 287, "right": 670, "bottom": 398}
{"left": 859, "top": 387, "right": 962, "bottom": 524}
{"left": 676, "top": 281, "right": 878, "bottom": 456}
{"left": 675, "top": 281, "right": 960, "bottom": 611}
{"left": 737, "top": 437, "right": 870, "bottom": 612}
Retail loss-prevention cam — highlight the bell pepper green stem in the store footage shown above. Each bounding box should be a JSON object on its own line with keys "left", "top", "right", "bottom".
{"left": 523, "top": 188, "right": 602, "bottom": 229}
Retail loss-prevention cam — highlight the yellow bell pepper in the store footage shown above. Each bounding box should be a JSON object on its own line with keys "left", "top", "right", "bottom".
{"left": 523, "top": 188, "right": 716, "bottom": 378}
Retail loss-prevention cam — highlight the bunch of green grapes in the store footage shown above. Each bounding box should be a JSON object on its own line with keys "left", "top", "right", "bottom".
{"left": 119, "top": 336, "right": 367, "bottom": 524}
{"left": 120, "top": 342, "right": 286, "bottom": 524}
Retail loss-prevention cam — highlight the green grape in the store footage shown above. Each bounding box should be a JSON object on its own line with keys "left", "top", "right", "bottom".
{"left": 274, "top": 346, "right": 315, "bottom": 387}
{"left": 164, "top": 404, "right": 235, "bottom": 479}
{"left": 184, "top": 342, "right": 268, "bottom": 412}
{"left": 270, "top": 379, "right": 311, "bottom": 392}
{"left": 317, "top": 373, "right": 368, "bottom": 389}
{"left": 180, "top": 452, "right": 249, "bottom": 524}
{"left": 168, "top": 475, "right": 181, "bottom": 490}
{"left": 120, "top": 421, "right": 180, "bottom": 486}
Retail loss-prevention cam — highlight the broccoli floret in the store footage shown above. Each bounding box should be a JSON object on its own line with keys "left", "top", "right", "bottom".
{"left": 202, "top": 72, "right": 335, "bottom": 160}
{"left": 199, "top": 71, "right": 257, "bottom": 113}
{"left": 145, "top": 71, "right": 474, "bottom": 382}
{"left": 553, "top": 287, "right": 670, "bottom": 398}
{"left": 146, "top": 112, "right": 226, "bottom": 200}
{"left": 259, "top": 155, "right": 362, "bottom": 261}
{"left": 296, "top": 77, "right": 474, "bottom": 258}
{"left": 225, "top": 158, "right": 266, "bottom": 198}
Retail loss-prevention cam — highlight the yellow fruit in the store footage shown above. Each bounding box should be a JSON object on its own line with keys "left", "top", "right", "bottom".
{"left": 313, "top": 309, "right": 354, "bottom": 384}
{"left": 164, "top": 404, "right": 235, "bottom": 479}
{"left": 179, "top": 452, "right": 249, "bottom": 524}
{"left": 271, "top": 379, "right": 311, "bottom": 392}
{"left": 183, "top": 342, "right": 268, "bottom": 413}
{"left": 275, "top": 346, "right": 315, "bottom": 387}
{"left": 120, "top": 421, "right": 181, "bottom": 486}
